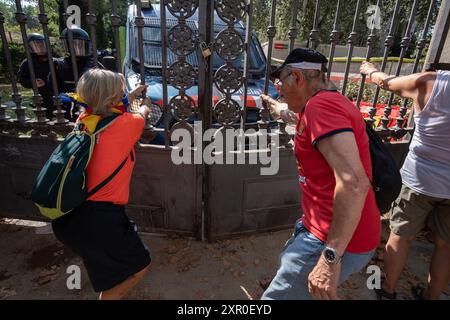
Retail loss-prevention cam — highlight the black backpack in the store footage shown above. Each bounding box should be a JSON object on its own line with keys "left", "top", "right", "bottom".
{"left": 364, "top": 121, "right": 402, "bottom": 213}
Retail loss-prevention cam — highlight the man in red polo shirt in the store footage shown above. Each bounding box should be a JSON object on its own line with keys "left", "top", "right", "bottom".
{"left": 261, "top": 48, "right": 381, "bottom": 300}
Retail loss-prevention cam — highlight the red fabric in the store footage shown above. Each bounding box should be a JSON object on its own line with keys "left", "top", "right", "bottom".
{"left": 294, "top": 91, "right": 380, "bottom": 253}
{"left": 87, "top": 113, "right": 144, "bottom": 205}
{"left": 356, "top": 101, "right": 407, "bottom": 128}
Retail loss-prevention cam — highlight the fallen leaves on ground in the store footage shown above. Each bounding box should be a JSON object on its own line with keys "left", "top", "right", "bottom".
{"left": 35, "top": 268, "right": 58, "bottom": 286}
{"left": 259, "top": 277, "right": 272, "bottom": 291}
{"left": 0, "top": 286, "right": 16, "bottom": 299}
{"left": 176, "top": 253, "right": 202, "bottom": 273}
{"left": 341, "top": 278, "right": 360, "bottom": 290}
{"left": 0, "top": 270, "right": 13, "bottom": 282}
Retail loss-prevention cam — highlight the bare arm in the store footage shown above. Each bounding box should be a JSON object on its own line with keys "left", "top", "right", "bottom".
{"left": 317, "top": 131, "right": 371, "bottom": 255}
{"left": 307, "top": 131, "right": 371, "bottom": 300}
{"left": 128, "top": 84, "right": 147, "bottom": 105}
{"left": 360, "top": 61, "right": 436, "bottom": 110}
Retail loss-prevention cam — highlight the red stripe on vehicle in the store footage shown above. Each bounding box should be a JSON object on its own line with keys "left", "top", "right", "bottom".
{"left": 244, "top": 95, "right": 256, "bottom": 108}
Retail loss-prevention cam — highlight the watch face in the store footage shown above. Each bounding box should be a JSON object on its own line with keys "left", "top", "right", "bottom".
{"left": 324, "top": 248, "right": 336, "bottom": 262}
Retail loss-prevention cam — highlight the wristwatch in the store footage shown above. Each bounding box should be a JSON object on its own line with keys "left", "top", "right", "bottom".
{"left": 322, "top": 246, "right": 343, "bottom": 265}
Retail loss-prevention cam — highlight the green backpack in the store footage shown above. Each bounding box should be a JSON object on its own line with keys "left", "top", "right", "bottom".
{"left": 31, "top": 114, "right": 128, "bottom": 219}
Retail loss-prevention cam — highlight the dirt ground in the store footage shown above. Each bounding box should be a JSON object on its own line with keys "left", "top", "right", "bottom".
{"left": 0, "top": 216, "right": 449, "bottom": 300}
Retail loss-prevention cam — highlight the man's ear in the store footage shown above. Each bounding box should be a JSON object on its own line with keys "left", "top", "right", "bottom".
{"left": 291, "top": 69, "right": 304, "bottom": 86}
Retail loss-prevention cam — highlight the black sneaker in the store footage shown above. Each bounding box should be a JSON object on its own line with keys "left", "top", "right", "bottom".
{"left": 374, "top": 287, "right": 397, "bottom": 300}
{"left": 411, "top": 286, "right": 426, "bottom": 300}
{"left": 374, "top": 279, "right": 397, "bottom": 300}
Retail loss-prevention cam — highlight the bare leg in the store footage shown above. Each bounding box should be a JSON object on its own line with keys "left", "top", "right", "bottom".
{"left": 423, "top": 236, "right": 450, "bottom": 300}
{"left": 99, "top": 264, "right": 150, "bottom": 300}
{"left": 383, "top": 232, "right": 415, "bottom": 294}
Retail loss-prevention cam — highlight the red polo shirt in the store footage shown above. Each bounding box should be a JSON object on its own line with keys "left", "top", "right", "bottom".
{"left": 294, "top": 90, "right": 380, "bottom": 253}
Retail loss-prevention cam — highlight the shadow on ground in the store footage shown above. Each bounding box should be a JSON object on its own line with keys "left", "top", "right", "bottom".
{"left": 0, "top": 217, "right": 448, "bottom": 300}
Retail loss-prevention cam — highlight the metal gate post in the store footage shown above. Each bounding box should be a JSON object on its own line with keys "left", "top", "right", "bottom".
{"left": 86, "top": 0, "right": 99, "bottom": 67}
{"left": 37, "top": 0, "right": 67, "bottom": 126}
{"left": 0, "top": 11, "right": 25, "bottom": 123}
{"left": 62, "top": 0, "right": 79, "bottom": 82}
{"left": 396, "top": 0, "right": 436, "bottom": 130}
{"left": 14, "top": 0, "right": 46, "bottom": 125}
{"left": 309, "top": 0, "right": 320, "bottom": 50}
{"left": 423, "top": 0, "right": 450, "bottom": 71}
{"left": 327, "top": 0, "right": 342, "bottom": 80}
{"left": 198, "top": 0, "right": 213, "bottom": 241}
{"left": 110, "top": 0, "right": 123, "bottom": 73}
{"left": 341, "top": 0, "right": 362, "bottom": 96}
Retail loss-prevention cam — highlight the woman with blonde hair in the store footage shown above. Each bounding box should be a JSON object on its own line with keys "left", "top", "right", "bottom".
{"left": 52, "top": 69, "right": 152, "bottom": 300}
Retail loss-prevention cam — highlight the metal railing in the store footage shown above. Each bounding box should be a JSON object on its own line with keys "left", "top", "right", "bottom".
{"left": 0, "top": 0, "right": 446, "bottom": 238}
{"left": 0, "top": 0, "right": 442, "bottom": 143}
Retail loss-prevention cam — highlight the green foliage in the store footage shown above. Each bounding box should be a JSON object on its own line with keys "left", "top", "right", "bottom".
{"left": 0, "top": 0, "right": 131, "bottom": 86}
{"left": 0, "top": 84, "right": 34, "bottom": 119}
{"left": 54, "top": 0, "right": 130, "bottom": 50}
{"left": 252, "top": 0, "right": 271, "bottom": 41}
{"left": 119, "top": 26, "right": 126, "bottom": 64}
{"left": 0, "top": 0, "right": 129, "bottom": 51}
{"left": 0, "top": 1, "right": 62, "bottom": 83}
{"left": 1, "top": 0, "right": 60, "bottom": 38}
{"left": 43, "top": 0, "right": 61, "bottom": 37}
{"left": 0, "top": 42, "right": 25, "bottom": 83}
{"left": 343, "top": 81, "right": 405, "bottom": 106}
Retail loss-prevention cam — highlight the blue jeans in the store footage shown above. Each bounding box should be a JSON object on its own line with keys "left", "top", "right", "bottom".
{"left": 261, "top": 220, "right": 374, "bottom": 300}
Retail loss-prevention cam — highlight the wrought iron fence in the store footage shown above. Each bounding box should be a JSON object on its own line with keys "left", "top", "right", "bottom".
{"left": 0, "top": 0, "right": 444, "bottom": 237}
{"left": 0, "top": 0, "right": 441, "bottom": 144}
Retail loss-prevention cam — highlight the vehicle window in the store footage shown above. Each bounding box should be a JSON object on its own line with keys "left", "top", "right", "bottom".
{"left": 132, "top": 25, "right": 265, "bottom": 72}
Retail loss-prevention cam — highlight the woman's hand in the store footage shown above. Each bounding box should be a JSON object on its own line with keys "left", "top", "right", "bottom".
{"left": 36, "top": 78, "right": 45, "bottom": 88}
{"left": 141, "top": 97, "right": 153, "bottom": 108}
{"left": 138, "top": 104, "right": 151, "bottom": 121}
{"left": 128, "top": 84, "right": 148, "bottom": 104}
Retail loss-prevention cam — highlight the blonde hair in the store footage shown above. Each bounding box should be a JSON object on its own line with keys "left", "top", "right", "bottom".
{"left": 76, "top": 69, "right": 125, "bottom": 115}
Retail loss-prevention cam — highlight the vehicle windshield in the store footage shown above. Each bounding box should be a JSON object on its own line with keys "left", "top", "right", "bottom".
{"left": 130, "top": 23, "right": 265, "bottom": 76}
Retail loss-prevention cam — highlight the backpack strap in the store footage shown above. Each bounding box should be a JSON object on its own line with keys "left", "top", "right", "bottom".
{"left": 72, "top": 113, "right": 121, "bottom": 135}
{"left": 86, "top": 113, "right": 128, "bottom": 198}
{"left": 86, "top": 151, "right": 132, "bottom": 198}
{"left": 94, "top": 113, "right": 122, "bottom": 135}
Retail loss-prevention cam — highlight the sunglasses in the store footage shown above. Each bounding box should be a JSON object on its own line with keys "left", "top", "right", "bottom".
{"left": 275, "top": 72, "right": 292, "bottom": 86}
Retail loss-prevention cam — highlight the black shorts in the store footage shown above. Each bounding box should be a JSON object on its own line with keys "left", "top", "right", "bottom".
{"left": 52, "top": 201, "right": 151, "bottom": 292}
